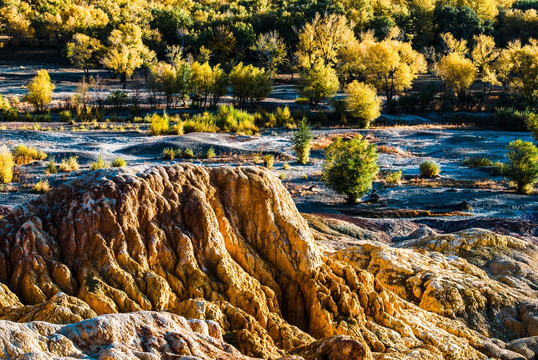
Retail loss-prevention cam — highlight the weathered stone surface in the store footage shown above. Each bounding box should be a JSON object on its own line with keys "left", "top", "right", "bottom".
{"left": 0, "top": 311, "right": 251, "bottom": 360}
{"left": 0, "top": 165, "right": 534, "bottom": 359}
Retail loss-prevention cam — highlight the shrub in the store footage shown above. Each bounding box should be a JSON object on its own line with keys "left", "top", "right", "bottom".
{"left": 494, "top": 108, "right": 531, "bottom": 131}
{"left": 25, "top": 69, "right": 55, "bottom": 112}
{"left": 282, "top": 161, "right": 290, "bottom": 170}
{"left": 278, "top": 173, "right": 286, "bottom": 180}
{"left": 12, "top": 145, "right": 47, "bottom": 165}
{"left": 90, "top": 154, "right": 110, "bottom": 170}
{"left": 275, "top": 106, "right": 294, "bottom": 128}
{"left": 46, "top": 158, "right": 57, "bottom": 174}
{"left": 0, "top": 145, "right": 15, "bottom": 183}
{"left": 525, "top": 112, "right": 538, "bottom": 141}
{"left": 229, "top": 62, "right": 272, "bottom": 106}
{"left": 505, "top": 139, "right": 538, "bottom": 194}
{"left": 111, "top": 157, "right": 126, "bottom": 167}
{"left": 107, "top": 90, "right": 129, "bottom": 109}
{"left": 162, "top": 148, "right": 177, "bottom": 160}
{"left": 289, "top": 119, "right": 313, "bottom": 164}
{"left": 322, "top": 135, "right": 379, "bottom": 203}
{"left": 420, "top": 161, "right": 441, "bottom": 178}
{"left": 33, "top": 179, "right": 50, "bottom": 193}
{"left": 344, "top": 81, "right": 381, "bottom": 128}
{"left": 183, "top": 148, "right": 195, "bottom": 158}
{"left": 183, "top": 116, "right": 219, "bottom": 133}
{"left": 462, "top": 156, "right": 493, "bottom": 167}
{"left": 385, "top": 170, "right": 403, "bottom": 186}
{"left": 298, "top": 62, "right": 339, "bottom": 109}
{"left": 214, "top": 105, "right": 258, "bottom": 135}
{"left": 206, "top": 147, "right": 216, "bottom": 159}
{"left": 263, "top": 154, "right": 274, "bottom": 169}
{"left": 58, "top": 156, "right": 79, "bottom": 172}
{"left": 59, "top": 110, "right": 73, "bottom": 122}
{"left": 148, "top": 113, "right": 170, "bottom": 136}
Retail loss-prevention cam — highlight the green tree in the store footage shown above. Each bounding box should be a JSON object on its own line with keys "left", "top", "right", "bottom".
{"left": 229, "top": 63, "right": 272, "bottom": 106}
{"left": 289, "top": 119, "right": 313, "bottom": 164}
{"left": 345, "top": 81, "right": 381, "bottom": 128}
{"left": 506, "top": 139, "right": 538, "bottom": 194}
{"left": 66, "top": 34, "right": 104, "bottom": 80}
{"left": 190, "top": 62, "right": 227, "bottom": 108}
{"left": 298, "top": 62, "right": 339, "bottom": 110}
{"left": 322, "top": 135, "right": 379, "bottom": 203}
{"left": 25, "top": 69, "right": 55, "bottom": 112}
{"left": 253, "top": 31, "right": 287, "bottom": 77}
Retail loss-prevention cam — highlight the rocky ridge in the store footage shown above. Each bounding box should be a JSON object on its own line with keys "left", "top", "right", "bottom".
{"left": 0, "top": 164, "right": 535, "bottom": 359}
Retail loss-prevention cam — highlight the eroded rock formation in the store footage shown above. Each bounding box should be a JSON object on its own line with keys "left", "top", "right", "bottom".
{"left": 0, "top": 165, "right": 535, "bottom": 359}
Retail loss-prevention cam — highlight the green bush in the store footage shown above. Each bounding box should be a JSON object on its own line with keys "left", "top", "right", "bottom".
{"left": 111, "top": 157, "right": 126, "bottom": 167}
{"left": 322, "top": 135, "right": 379, "bottom": 203}
{"left": 215, "top": 105, "right": 258, "bottom": 134}
{"left": 505, "top": 139, "right": 538, "bottom": 194}
{"left": 183, "top": 148, "right": 195, "bottom": 158}
{"left": 183, "top": 115, "right": 219, "bottom": 133}
{"left": 107, "top": 91, "right": 128, "bottom": 109}
{"left": 90, "top": 154, "right": 110, "bottom": 170}
{"left": 59, "top": 110, "right": 73, "bottom": 122}
{"left": 525, "top": 112, "right": 538, "bottom": 141}
{"left": 46, "top": 157, "right": 58, "bottom": 174}
{"left": 206, "top": 147, "right": 216, "bottom": 159}
{"left": 462, "top": 156, "right": 493, "bottom": 168}
{"left": 494, "top": 108, "right": 531, "bottom": 131}
{"left": 420, "top": 161, "right": 441, "bottom": 178}
{"left": 162, "top": 148, "right": 177, "bottom": 160}
{"left": 289, "top": 119, "right": 313, "bottom": 164}
{"left": 263, "top": 154, "right": 274, "bottom": 169}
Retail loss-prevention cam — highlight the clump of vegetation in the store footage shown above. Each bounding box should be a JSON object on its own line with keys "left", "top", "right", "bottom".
{"left": 46, "top": 158, "right": 58, "bottom": 174}
{"left": 385, "top": 170, "right": 403, "bottom": 186}
{"left": 505, "top": 139, "right": 538, "bottom": 194}
{"left": 525, "top": 112, "right": 538, "bottom": 141}
{"left": 12, "top": 145, "right": 47, "bottom": 165}
{"left": 162, "top": 148, "right": 178, "bottom": 160}
{"left": 149, "top": 113, "right": 170, "bottom": 136}
{"left": 289, "top": 119, "right": 313, "bottom": 164}
{"left": 263, "top": 154, "right": 274, "bottom": 169}
{"left": 59, "top": 110, "right": 73, "bottom": 122}
{"left": 420, "top": 161, "right": 441, "bottom": 178}
{"left": 90, "top": 154, "right": 110, "bottom": 170}
{"left": 111, "top": 157, "right": 126, "bottom": 167}
{"left": 298, "top": 62, "right": 339, "bottom": 109}
{"left": 0, "top": 145, "right": 15, "bottom": 183}
{"left": 214, "top": 105, "right": 258, "bottom": 134}
{"left": 278, "top": 173, "right": 286, "bottom": 180}
{"left": 344, "top": 81, "right": 381, "bottom": 128}
{"left": 183, "top": 148, "right": 195, "bottom": 158}
{"left": 322, "top": 135, "right": 379, "bottom": 203}
{"left": 33, "top": 179, "right": 51, "bottom": 193}
{"left": 495, "top": 108, "right": 532, "bottom": 131}
{"left": 462, "top": 156, "right": 493, "bottom": 168}
{"left": 206, "top": 147, "right": 216, "bottom": 159}
{"left": 58, "top": 156, "right": 79, "bottom": 172}
{"left": 282, "top": 162, "right": 290, "bottom": 170}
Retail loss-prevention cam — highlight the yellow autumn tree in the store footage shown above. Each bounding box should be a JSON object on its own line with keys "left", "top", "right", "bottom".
{"left": 497, "top": 39, "right": 538, "bottom": 100}
{"left": 471, "top": 34, "right": 501, "bottom": 91}
{"left": 0, "top": 146, "right": 15, "bottom": 184}
{"left": 436, "top": 33, "right": 477, "bottom": 95}
{"left": 356, "top": 29, "right": 427, "bottom": 100}
{"left": 296, "top": 13, "right": 356, "bottom": 68}
{"left": 24, "top": 69, "right": 55, "bottom": 112}
{"left": 66, "top": 34, "right": 104, "bottom": 80}
{"left": 345, "top": 81, "right": 381, "bottom": 128}
{"left": 0, "top": 0, "right": 34, "bottom": 47}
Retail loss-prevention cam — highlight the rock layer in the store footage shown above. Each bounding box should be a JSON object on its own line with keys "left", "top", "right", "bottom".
{"left": 0, "top": 165, "right": 535, "bottom": 359}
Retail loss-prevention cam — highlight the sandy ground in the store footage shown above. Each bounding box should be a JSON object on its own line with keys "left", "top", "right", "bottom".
{"left": 1, "top": 125, "right": 537, "bottom": 219}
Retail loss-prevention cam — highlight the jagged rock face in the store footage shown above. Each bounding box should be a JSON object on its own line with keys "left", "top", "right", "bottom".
{"left": 0, "top": 165, "right": 535, "bottom": 359}
{"left": 0, "top": 311, "right": 249, "bottom": 360}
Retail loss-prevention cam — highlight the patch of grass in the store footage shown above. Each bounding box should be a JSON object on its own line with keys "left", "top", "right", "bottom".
{"left": 90, "top": 154, "right": 110, "bottom": 170}
{"left": 162, "top": 148, "right": 178, "bottom": 161}
{"left": 462, "top": 156, "right": 493, "bottom": 168}
{"left": 33, "top": 179, "right": 51, "bottom": 193}
{"left": 420, "top": 161, "right": 440, "bottom": 178}
{"left": 282, "top": 162, "right": 290, "bottom": 170}
{"left": 111, "top": 157, "right": 126, "bottom": 167}
{"left": 58, "top": 156, "right": 79, "bottom": 172}
{"left": 12, "top": 145, "right": 47, "bottom": 165}
{"left": 148, "top": 113, "right": 170, "bottom": 136}
{"left": 278, "top": 173, "right": 286, "bottom": 180}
